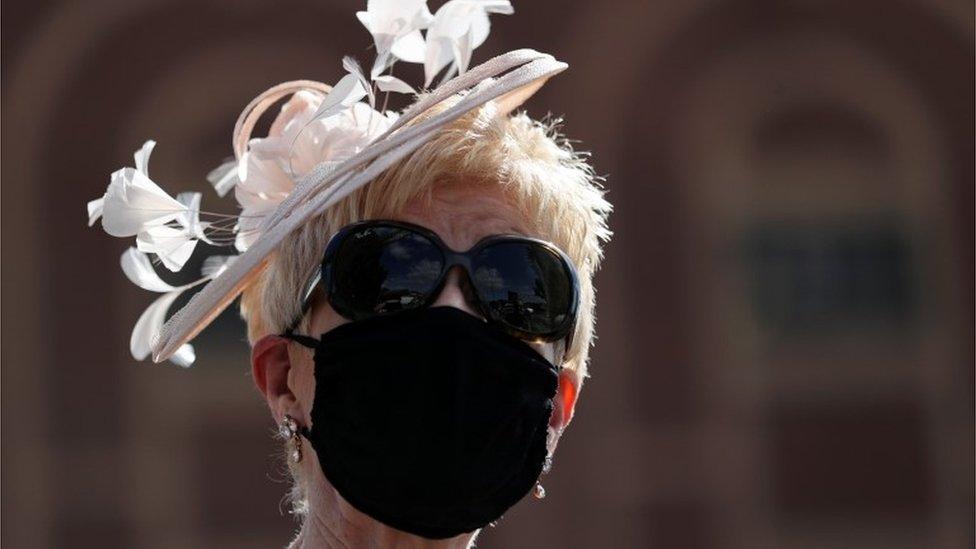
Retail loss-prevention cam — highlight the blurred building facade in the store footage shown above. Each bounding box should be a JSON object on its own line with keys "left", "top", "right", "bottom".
{"left": 2, "top": 1, "right": 973, "bottom": 548}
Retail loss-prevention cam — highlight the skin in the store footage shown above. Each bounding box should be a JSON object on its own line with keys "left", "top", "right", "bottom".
{"left": 252, "top": 182, "right": 580, "bottom": 549}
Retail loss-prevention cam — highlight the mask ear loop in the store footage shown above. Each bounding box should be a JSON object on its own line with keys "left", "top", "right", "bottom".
{"left": 281, "top": 331, "right": 319, "bottom": 350}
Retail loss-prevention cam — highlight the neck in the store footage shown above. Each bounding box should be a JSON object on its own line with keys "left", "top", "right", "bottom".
{"left": 288, "top": 477, "right": 478, "bottom": 549}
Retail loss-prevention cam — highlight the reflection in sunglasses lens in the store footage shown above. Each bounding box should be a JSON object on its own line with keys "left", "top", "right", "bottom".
{"left": 472, "top": 242, "right": 571, "bottom": 337}
{"left": 332, "top": 227, "right": 444, "bottom": 319}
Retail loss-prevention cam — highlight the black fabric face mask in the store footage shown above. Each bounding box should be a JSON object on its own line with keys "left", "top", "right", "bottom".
{"left": 284, "top": 306, "right": 560, "bottom": 539}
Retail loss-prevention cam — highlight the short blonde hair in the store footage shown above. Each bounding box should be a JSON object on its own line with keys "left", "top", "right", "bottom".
{"left": 240, "top": 94, "right": 612, "bottom": 379}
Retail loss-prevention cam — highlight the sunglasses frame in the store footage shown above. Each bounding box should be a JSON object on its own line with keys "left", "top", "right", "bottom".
{"left": 286, "top": 219, "right": 580, "bottom": 349}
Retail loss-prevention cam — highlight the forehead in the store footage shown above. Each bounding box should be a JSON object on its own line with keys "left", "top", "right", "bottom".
{"left": 391, "top": 182, "right": 531, "bottom": 250}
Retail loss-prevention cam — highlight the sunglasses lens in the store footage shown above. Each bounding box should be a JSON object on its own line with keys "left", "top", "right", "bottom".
{"left": 471, "top": 242, "right": 575, "bottom": 340}
{"left": 329, "top": 226, "right": 444, "bottom": 319}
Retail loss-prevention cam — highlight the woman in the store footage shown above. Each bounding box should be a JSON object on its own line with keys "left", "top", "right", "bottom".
{"left": 245, "top": 94, "right": 611, "bottom": 547}
{"left": 88, "top": 2, "right": 611, "bottom": 546}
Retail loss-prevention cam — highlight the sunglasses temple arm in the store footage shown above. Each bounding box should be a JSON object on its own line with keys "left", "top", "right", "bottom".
{"left": 301, "top": 271, "right": 323, "bottom": 306}
{"left": 282, "top": 270, "right": 324, "bottom": 336}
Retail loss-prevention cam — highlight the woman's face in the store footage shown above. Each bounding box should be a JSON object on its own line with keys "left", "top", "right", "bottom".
{"left": 256, "top": 182, "right": 581, "bottom": 536}
{"left": 285, "top": 182, "right": 579, "bottom": 450}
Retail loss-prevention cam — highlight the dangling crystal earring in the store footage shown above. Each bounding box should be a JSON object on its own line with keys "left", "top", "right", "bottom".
{"left": 534, "top": 453, "right": 553, "bottom": 500}
{"left": 281, "top": 415, "right": 303, "bottom": 464}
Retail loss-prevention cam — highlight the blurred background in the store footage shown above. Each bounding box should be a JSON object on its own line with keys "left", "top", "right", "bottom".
{"left": 2, "top": 0, "right": 973, "bottom": 547}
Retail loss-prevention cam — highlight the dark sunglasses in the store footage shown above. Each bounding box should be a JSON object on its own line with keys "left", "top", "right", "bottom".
{"left": 285, "top": 219, "right": 580, "bottom": 347}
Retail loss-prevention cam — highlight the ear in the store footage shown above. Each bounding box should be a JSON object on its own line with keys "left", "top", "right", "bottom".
{"left": 545, "top": 368, "right": 579, "bottom": 457}
{"left": 251, "top": 334, "right": 299, "bottom": 424}
{"left": 550, "top": 368, "right": 579, "bottom": 431}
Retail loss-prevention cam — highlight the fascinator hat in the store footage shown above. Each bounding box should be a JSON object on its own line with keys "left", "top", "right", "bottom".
{"left": 87, "top": 0, "right": 567, "bottom": 366}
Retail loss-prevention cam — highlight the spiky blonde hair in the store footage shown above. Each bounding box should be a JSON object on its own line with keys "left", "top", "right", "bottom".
{"left": 239, "top": 94, "right": 612, "bottom": 379}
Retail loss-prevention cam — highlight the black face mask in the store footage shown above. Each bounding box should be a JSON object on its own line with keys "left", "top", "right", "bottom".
{"left": 285, "top": 306, "right": 559, "bottom": 539}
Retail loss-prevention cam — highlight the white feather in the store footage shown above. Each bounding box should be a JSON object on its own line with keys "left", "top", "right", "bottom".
{"left": 130, "top": 290, "right": 184, "bottom": 362}
{"left": 375, "top": 75, "right": 416, "bottom": 94}
{"left": 206, "top": 159, "right": 239, "bottom": 197}
{"left": 133, "top": 140, "right": 156, "bottom": 175}
{"left": 100, "top": 167, "right": 186, "bottom": 237}
{"left": 120, "top": 247, "right": 179, "bottom": 292}
{"left": 87, "top": 197, "right": 104, "bottom": 226}
{"left": 136, "top": 225, "right": 199, "bottom": 272}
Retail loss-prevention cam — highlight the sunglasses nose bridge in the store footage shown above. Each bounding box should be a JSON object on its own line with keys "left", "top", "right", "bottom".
{"left": 430, "top": 255, "right": 483, "bottom": 319}
{"left": 438, "top": 247, "right": 476, "bottom": 286}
